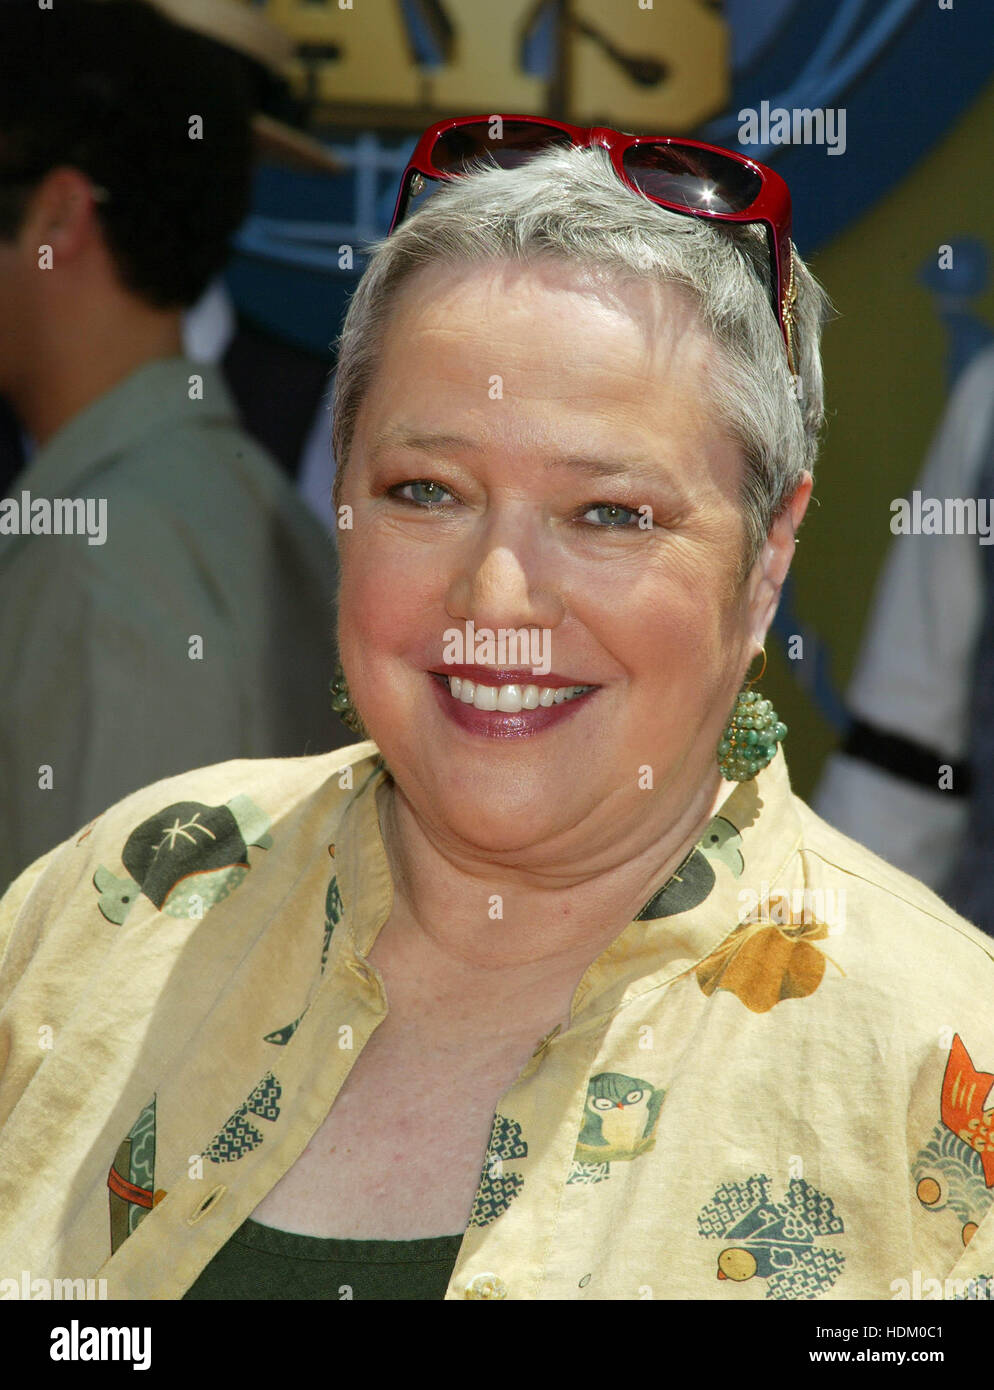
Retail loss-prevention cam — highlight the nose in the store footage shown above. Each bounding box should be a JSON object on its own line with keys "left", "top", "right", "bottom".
{"left": 446, "top": 532, "right": 563, "bottom": 634}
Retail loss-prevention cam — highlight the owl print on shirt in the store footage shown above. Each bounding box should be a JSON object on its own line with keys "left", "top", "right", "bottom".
{"left": 567, "top": 1072, "right": 666, "bottom": 1185}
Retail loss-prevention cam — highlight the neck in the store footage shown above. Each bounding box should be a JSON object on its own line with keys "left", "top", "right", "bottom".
{"left": 377, "top": 764, "right": 734, "bottom": 978}
{"left": 14, "top": 299, "right": 183, "bottom": 447}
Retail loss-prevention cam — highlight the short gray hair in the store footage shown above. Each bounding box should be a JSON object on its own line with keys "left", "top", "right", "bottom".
{"left": 331, "top": 142, "right": 832, "bottom": 575}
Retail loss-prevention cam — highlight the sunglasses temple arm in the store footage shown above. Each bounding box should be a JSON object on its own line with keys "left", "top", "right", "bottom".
{"left": 768, "top": 223, "right": 798, "bottom": 375}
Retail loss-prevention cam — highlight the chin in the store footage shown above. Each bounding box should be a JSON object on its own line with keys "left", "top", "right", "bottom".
{"left": 442, "top": 801, "right": 562, "bottom": 856}
{"left": 407, "top": 757, "right": 574, "bottom": 848}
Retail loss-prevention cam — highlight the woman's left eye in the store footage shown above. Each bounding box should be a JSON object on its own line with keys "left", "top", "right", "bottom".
{"left": 580, "top": 503, "right": 641, "bottom": 528}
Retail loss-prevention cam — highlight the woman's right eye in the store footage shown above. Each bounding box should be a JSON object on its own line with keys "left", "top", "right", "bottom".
{"left": 388, "top": 480, "right": 456, "bottom": 507}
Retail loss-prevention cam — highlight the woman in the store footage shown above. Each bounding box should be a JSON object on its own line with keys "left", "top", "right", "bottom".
{"left": 1, "top": 119, "right": 992, "bottom": 1302}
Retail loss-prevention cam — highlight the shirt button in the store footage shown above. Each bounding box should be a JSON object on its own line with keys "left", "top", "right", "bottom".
{"left": 465, "top": 1273, "right": 507, "bottom": 1300}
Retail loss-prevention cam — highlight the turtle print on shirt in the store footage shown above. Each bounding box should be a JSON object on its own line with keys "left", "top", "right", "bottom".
{"left": 636, "top": 816, "right": 743, "bottom": 920}
{"left": 92, "top": 794, "right": 272, "bottom": 924}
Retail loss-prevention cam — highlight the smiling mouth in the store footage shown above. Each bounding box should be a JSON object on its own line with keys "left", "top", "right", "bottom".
{"left": 431, "top": 672, "right": 597, "bottom": 714}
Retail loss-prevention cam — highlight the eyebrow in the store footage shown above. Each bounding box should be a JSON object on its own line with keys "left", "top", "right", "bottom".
{"left": 368, "top": 427, "right": 670, "bottom": 484}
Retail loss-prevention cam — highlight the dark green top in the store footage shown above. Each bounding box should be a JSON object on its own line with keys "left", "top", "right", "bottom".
{"left": 182, "top": 1218, "right": 464, "bottom": 1300}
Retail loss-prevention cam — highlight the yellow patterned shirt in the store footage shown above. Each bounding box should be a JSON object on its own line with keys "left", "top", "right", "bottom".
{"left": 1, "top": 742, "right": 993, "bottom": 1301}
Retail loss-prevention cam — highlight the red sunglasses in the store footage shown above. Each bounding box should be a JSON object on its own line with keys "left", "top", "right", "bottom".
{"left": 390, "top": 114, "right": 798, "bottom": 376}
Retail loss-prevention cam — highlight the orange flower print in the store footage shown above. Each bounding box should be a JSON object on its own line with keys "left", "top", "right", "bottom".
{"left": 696, "top": 911, "right": 843, "bottom": 1014}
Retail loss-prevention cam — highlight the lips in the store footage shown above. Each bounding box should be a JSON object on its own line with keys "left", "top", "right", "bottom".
{"left": 430, "top": 664, "right": 596, "bottom": 689}
{"left": 428, "top": 667, "right": 599, "bottom": 738}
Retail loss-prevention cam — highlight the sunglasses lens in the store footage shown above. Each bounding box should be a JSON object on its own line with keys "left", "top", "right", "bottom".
{"left": 622, "top": 143, "right": 762, "bottom": 215}
{"left": 432, "top": 120, "right": 574, "bottom": 173}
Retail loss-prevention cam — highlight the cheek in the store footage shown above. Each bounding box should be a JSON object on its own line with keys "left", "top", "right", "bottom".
{"left": 336, "top": 533, "right": 437, "bottom": 652}
{"left": 606, "top": 557, "right": 733, "bottom": 667}
{"left": 604, "top": 569, "right": 746, "bottom": 730}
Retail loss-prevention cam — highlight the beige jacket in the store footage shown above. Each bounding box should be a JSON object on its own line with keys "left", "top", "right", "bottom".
{"left": 1, "top": 743, "right": 992, "bottom": 1300}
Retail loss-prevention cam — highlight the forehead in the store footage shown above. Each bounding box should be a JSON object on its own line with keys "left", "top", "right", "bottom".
{"left": 355, "top": 256, "right": 739, "bottom": 488}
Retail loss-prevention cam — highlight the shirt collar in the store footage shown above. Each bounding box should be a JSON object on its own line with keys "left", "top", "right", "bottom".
{"left": 12, "top": 356, "right": 238, "bottom": 500}
{"left": 334, "top": 747, "right": 803, "bottom": 1024}
{"left": 568, "top": 747, "right": 803, "bottom": 1021}
{"left": 336, "top": 755, "right": 396, "bottom": 959}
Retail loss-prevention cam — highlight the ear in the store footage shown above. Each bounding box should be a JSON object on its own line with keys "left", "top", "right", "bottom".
{"left": 746, "top": 471, "right": 813, "bottom": 645}
{"left": 19, "top": 166, "right": 105, "bottom": 265}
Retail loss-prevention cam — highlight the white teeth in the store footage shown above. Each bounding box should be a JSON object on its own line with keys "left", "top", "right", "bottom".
{"left": 496, "top": 684, "right": 521, "bottom": 712}
{"left": 442, "top": 675, "right": 594, "bottom": 713}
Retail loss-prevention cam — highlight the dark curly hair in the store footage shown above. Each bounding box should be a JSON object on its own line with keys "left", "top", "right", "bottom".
{"left": 0, "top": 0, "right": 254, "bottom": 309}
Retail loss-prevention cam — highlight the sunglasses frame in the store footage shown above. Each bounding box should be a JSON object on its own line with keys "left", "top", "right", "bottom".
{"left": 389, "top": 113, "right": 798, "bottom": 376}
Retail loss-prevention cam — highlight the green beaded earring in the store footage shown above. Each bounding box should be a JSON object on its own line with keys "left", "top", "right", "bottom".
{"left": 329, "top": 663, "right": 369, "bottom": 739}
{"left": 717, "top": 648, "right": 787, "bottom": 782}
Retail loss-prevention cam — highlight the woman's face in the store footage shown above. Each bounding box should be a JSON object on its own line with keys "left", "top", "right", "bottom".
{"left": 338, "top": 257, "right": 793, "bottom": 864}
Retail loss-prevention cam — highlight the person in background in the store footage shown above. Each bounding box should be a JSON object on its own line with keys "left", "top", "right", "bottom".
{"left": 814, "top": 342, "right": 994, "bottom": 932}
{"left": 156, "top": 0, "right": 344, "bottom": 495}
{"left": 943, "top": 353, "right": 994, "bottom": 932}
{"left": 0, "top": 0, "right": 349, "bottom": 893}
